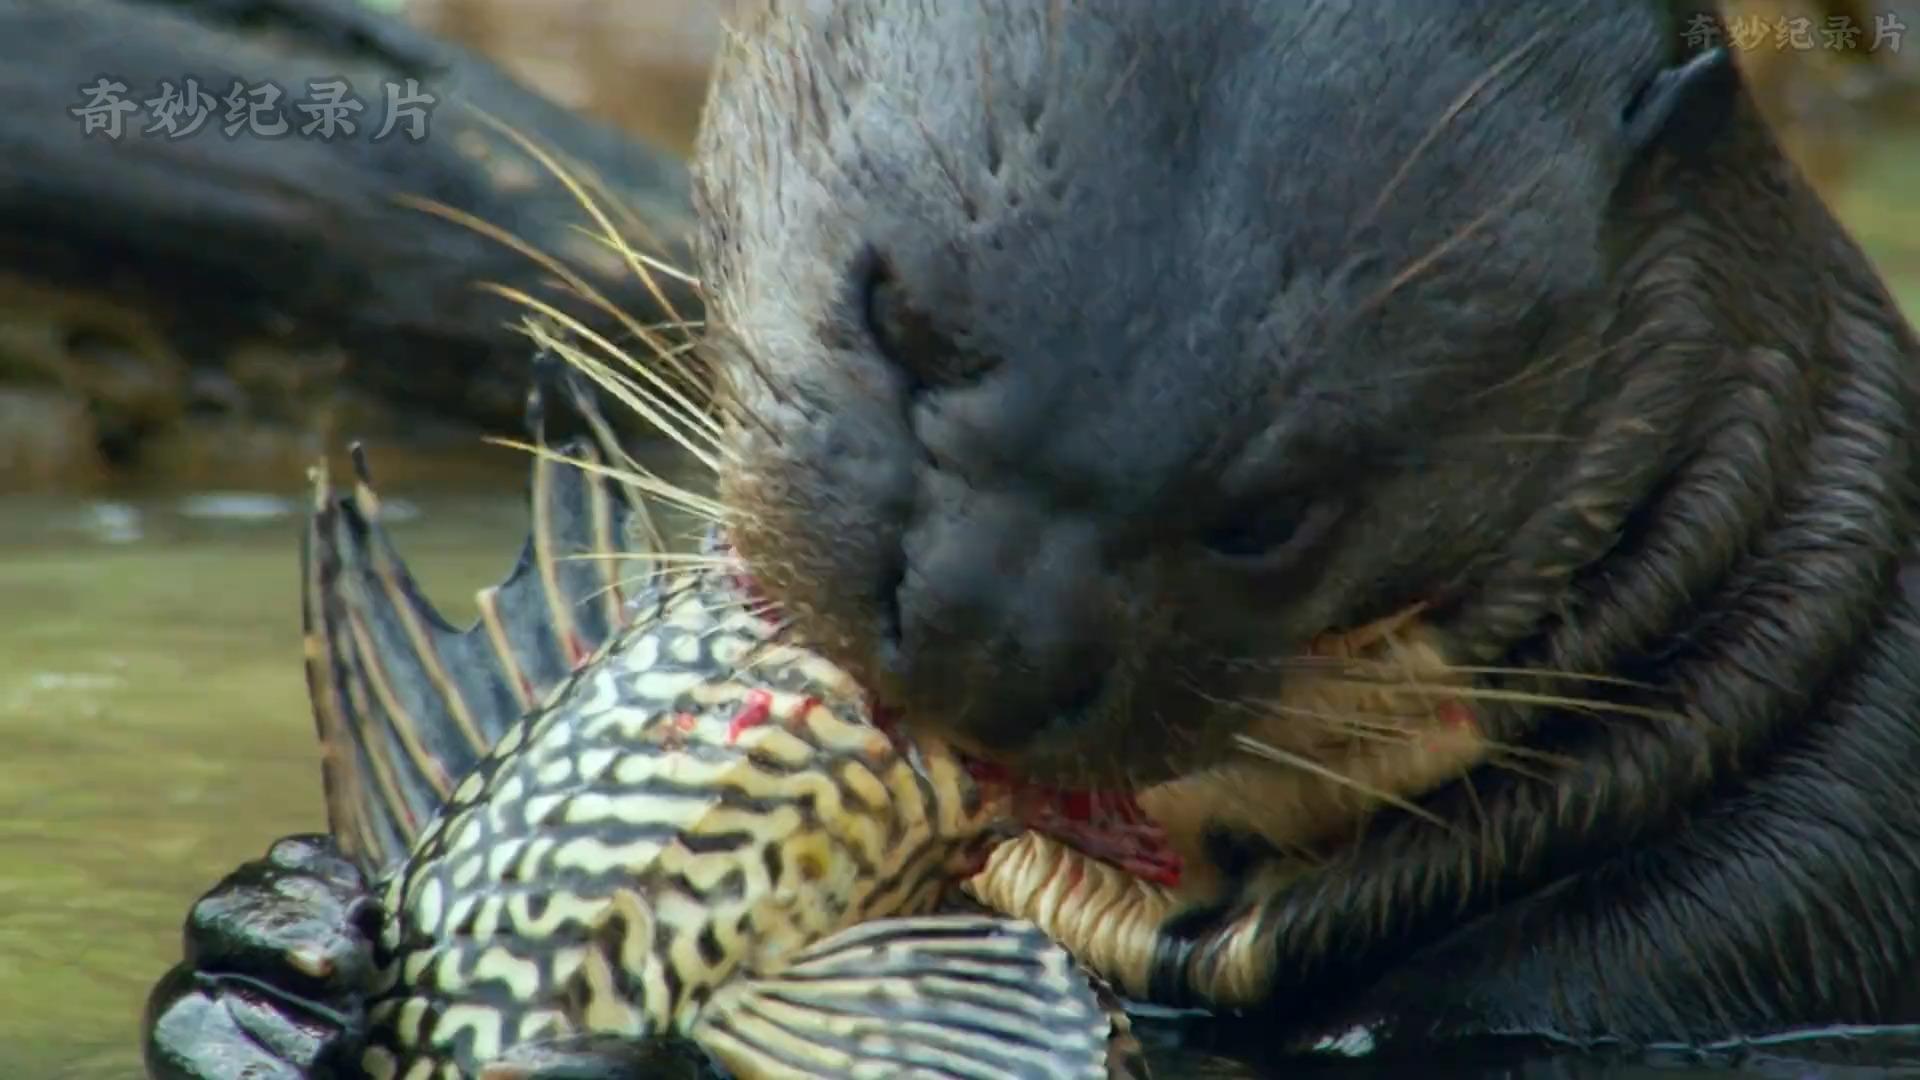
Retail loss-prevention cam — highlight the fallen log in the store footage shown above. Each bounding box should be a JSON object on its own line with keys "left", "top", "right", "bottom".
{"left": 0, "top": 0, "right": 702, "bottom": 489}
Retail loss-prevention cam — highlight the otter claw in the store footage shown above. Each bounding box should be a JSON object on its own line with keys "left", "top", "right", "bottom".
{"left": 143, "top": 963, "right": 364, "bottom": 1080}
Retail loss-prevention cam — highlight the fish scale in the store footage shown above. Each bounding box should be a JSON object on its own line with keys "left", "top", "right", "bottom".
{"left": 295, "top": 415, "right": 1141, "bottom": 1079}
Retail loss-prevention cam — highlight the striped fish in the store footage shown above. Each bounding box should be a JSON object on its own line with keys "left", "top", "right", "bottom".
{"left": 300, "top": 394, "right": 1148, "bottom": 1078}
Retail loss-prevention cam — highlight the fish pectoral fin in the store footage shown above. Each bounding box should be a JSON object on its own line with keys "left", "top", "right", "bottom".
{"left": 303, "top": 361, "right": 652, "bottom": 881}
{"left": 690, "top": 914, "right": 1137, "bottom": 1080}
{"left": 475, "top": 1031, "right": 715, "bottom": 1080}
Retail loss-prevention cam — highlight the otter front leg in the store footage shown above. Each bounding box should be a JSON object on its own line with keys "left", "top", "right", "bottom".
{"left": 143, "top": 835, "right": 381, "bottom": 1080}
{"left": 1155, "top": 795, "right": 1920, "bottom": 1061}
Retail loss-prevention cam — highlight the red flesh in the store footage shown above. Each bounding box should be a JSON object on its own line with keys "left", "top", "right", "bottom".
{"left": 717, "top": 539, "right": 1187, "bottom": 889}
{"left": 726, "top": 689, "right": 775, "bottom": 743}
{"left": 790, "top": 695, "right": 822, "bottom": 729}
{"left": 891, "top": 705, "right": 1184, "bottom": 888}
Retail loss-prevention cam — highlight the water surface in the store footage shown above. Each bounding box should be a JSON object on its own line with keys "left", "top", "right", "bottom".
{"left": 0, "top": 480, "right": 540, "bottom": 1076}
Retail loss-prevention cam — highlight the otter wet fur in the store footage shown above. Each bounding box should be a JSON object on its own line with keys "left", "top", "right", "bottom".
{"left": 694, "top": 0, "right": 1920, "bottom": 1058}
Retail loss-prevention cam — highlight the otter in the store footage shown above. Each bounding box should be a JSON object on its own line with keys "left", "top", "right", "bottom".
{"left": 691, "top": 0, "right": 1920, "bottom": 1059}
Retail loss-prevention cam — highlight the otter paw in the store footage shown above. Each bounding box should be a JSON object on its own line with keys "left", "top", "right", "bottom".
{"left": 142, "top": 962, "right": 365, "bottom": 1080}
{"left": 143, "top": 833, "right": 382, "bottom": 1079}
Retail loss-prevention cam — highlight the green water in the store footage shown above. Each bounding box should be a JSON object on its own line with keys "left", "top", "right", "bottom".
{"left": 3, "top": 140, "right": 1918, "bottom": 1078}
{"left": 0, "top": 483, "right": 540, "bottom": 1077}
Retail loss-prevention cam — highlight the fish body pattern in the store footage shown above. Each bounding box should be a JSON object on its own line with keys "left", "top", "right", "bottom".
{"left": 363, "top": 571, "right": 1056, "bottom": 1076}
{"left": 301, "top": 417, "right": 1134, "bottom": 1079}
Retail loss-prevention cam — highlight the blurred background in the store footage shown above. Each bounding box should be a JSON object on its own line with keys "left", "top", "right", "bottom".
{"left": 0, "top": 1, "right": 1914, "bottom": 1075}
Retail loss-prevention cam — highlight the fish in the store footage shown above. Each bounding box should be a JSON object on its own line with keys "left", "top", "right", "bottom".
{"left": 297, "top": 382, "right": 1168, "bottom": 1079}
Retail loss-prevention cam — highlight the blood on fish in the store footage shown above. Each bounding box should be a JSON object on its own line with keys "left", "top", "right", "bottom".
{"left": 1437, "top": 700, "right": 1477, "bottom": 732}
{"left": 788, "top": 695, "right": 822, "bottom": 729}
{"left": 1422, "top": 700, "right": 1479, "bottom": 752}
{"left": 726, "top": 689, "right": 775, "bottom": 743}
{"left": 673, "top": 712, "right": 698, "bottom": 733}
{"left": 964, "top": 758, "right": 1012, "bottom": 785}
{"left": 1138, "top": 857, "right": 1182, "bottom": 889}
{"left": 955, "top": 843, "right": 993, "bottom": 880}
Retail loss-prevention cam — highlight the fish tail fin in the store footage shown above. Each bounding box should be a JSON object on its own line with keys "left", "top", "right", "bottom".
{"left": 302, "top": 356, "right": 658, "bottom": 879}
{"left": 689, "top": 914, "right": 1146, "bottom": 1079}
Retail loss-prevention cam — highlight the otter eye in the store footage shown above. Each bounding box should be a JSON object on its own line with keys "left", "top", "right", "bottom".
{"left": 1201, "top": 493, "right": 1328, "bottom": 566}
{"left": 863, "top": 257, "right": 995, "bottom": 388}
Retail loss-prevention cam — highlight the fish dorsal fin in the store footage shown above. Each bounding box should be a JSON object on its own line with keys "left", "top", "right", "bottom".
{"left": 690, "top": 914, "right": 1129, "bottom": 1079}
{"left": 302, "top": 374, "right": 657, "bottom": 881}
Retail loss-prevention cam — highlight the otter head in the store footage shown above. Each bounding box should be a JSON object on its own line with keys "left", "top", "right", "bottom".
{"left": 694, "top": 0, "right": 1733, "bottom": 791}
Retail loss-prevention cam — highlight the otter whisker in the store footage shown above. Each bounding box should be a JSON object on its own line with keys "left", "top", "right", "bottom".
{"left": 598, "top": 317, "right": 708, "bottom": 338}
{"left": 731, "top": 598, "right": 787, "bottom": 640}
{"left": 1411, "top": 683, "right": 1685, "bottom": 725}
{"left": 536, "top": 338, "right": 681, "bottom": 553}
{"left": 557, "top": 552, "right": 735, "bottom": 567}
{"left": 545, "top": 322, "right": 718, "bottom": 441}
{"left": 488, "top": 439, "right": 728, "bottom": 523}
{"left": 1361, "top": 27, "right": 1551, "bottom": 228}
{"left": 1250, "top": 705, "right": 1431, "bottom": 755}
{"left": 567, "top": 561, "right": 738, "bottom": 605}
{"left": 736, "top": 626, "right": 811, "bottom": 675}
{"left": 1280, "top": 661, "right": 1676, "bottom": 724}
{"left": 504, "top": 293, "right": 725, "bottom": 458}
{"left": 521, "top": 363, "right": 679, "bottom": 555}
{"left": 390, "top": 192, "right": 611, "bottom": 301}
{"left": 1256, "top": 705, "right": 1418, "bottom": 740}
{"left": 599, "top": 563, "right": 706, "bottom": 591}
{"left": 1461, "top": 335, "right": 1631, "bottom": 408}
{"left": 1283, "top": 673, "right": 1693, "bottom": 737}
{"left": 515, "top": 375, "right": 712, "bottom": 545}
{"left": 567, "top": 156, "right": 675, "bottom": 257}
{"left": 1271, "top": 711, "right": 1422, "bottom": 752}
{"left": 563, "top": 221, "right": 703, "bottom": 292}
{"left": 1350, "top": 158, "right": 1558, "bottom": 327}
{"left": 1301, "top": 661, "right": 1661, "bottom": 696}
{"left": 1175, "top": 675, "right": 1459, "bottom": 834}
{"left": 526, "top": 330, "right": 720, "bottom": 468}
{"left": 463, "top": 106, "right": 704, "bottom": 349}
{"left": 1282, "top": 357, "right": 1583, "bottom": 404}
{"left": 394, "top": 194, "right": 704, "bottom": 409}
{"left": 1224, "top": 653, "right": 1667, "bottom": 695}
{"left": 554, "top": 323, "right": 708, "bottom": 372}
{"left": 1261, "top": 699, "right": 1578, "bottom": 773}
{"left": 682, "top": 595, "right": 778, "bottom": 627}
{"left": 1395, "top": 432, "right": 1583, "bottom": 447}
{"left": 582, "top": 566, "right": 693, "bottom": 609}
{"left": 1228, "top": 732, "right": 1453, "bottom": 834}
{"left": 1480, "top": 751, "right": 1562, "bottom": 787}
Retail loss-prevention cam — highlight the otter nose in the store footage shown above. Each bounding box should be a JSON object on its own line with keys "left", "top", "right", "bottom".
{"left": 885, "top": 497, "right": 1115, "bottom": 749}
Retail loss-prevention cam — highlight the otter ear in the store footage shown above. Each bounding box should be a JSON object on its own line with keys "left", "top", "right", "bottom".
{"left": 1621, "top": 45, "right": 1739, "bottom": 157}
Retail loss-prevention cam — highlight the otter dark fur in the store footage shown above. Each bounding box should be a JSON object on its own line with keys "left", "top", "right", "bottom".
{"left": 693, "top": 0, "right": 1920, "bottom": 1054}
